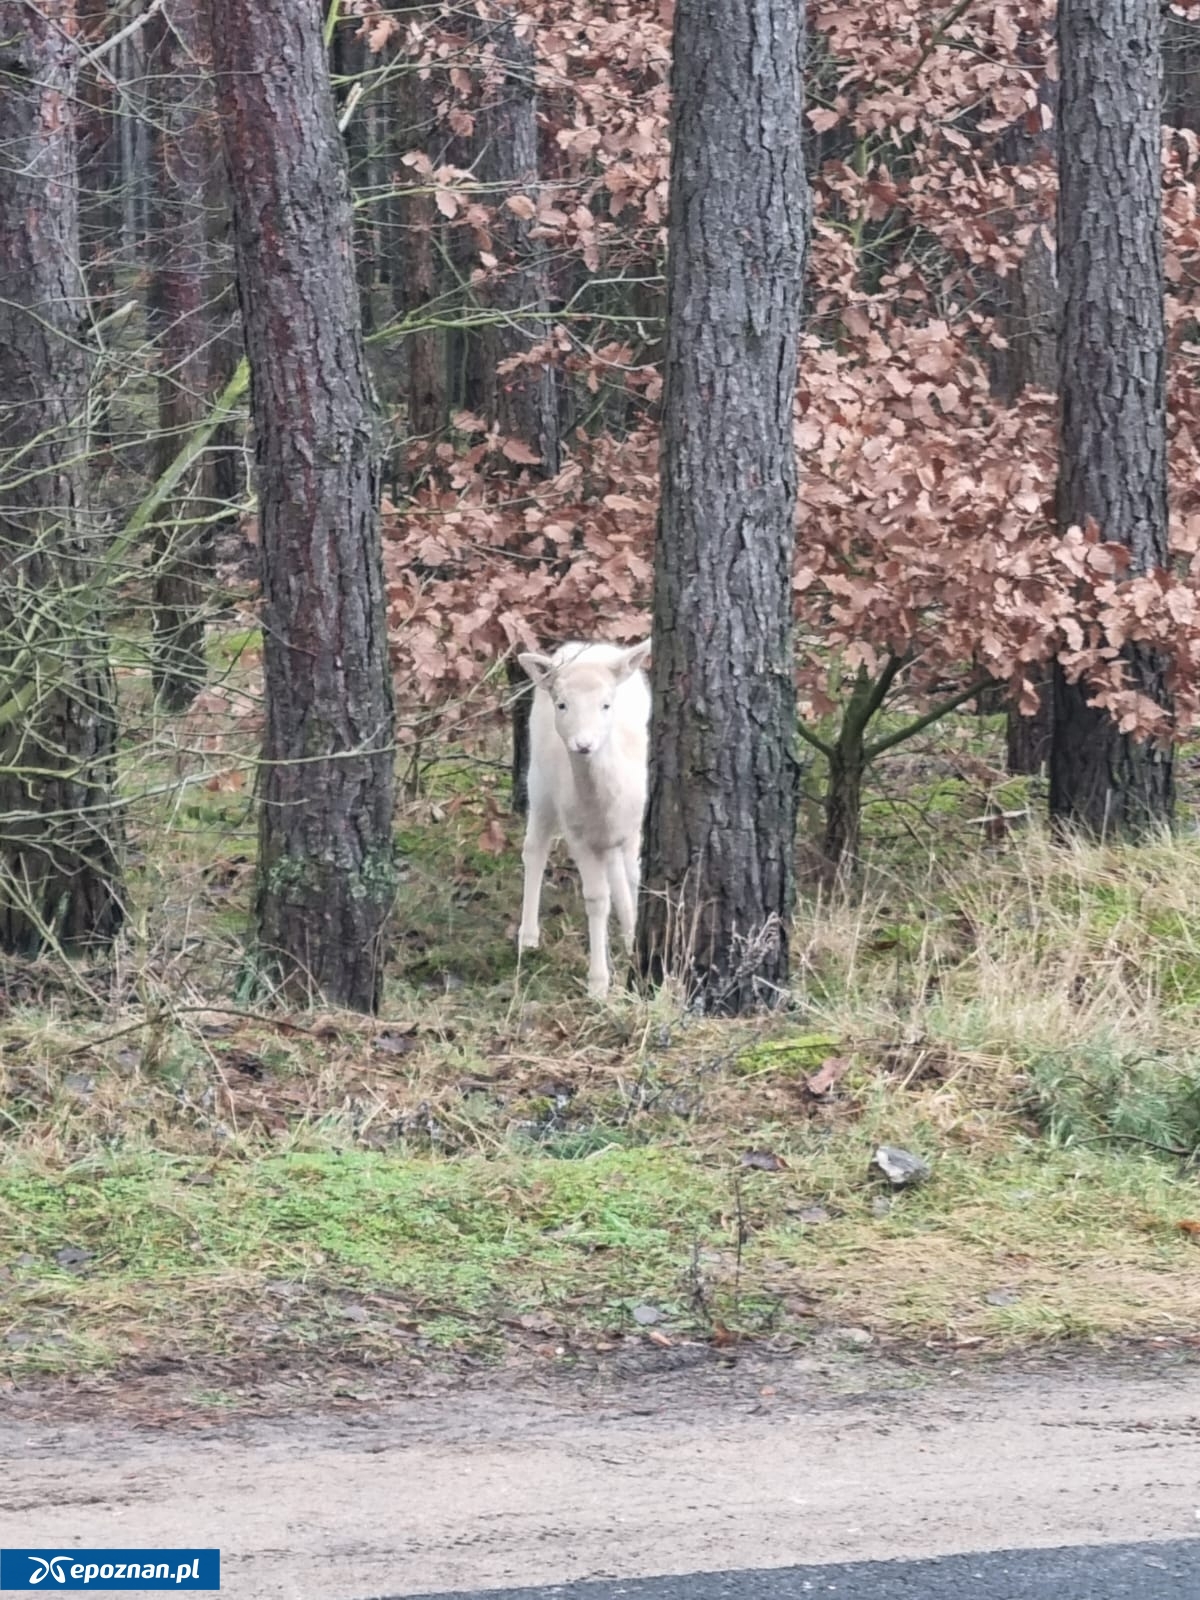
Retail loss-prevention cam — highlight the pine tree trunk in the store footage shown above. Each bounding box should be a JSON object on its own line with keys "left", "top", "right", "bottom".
{"left": 148, "top": 0, "right": 213, "bottom": 711}
{"left": 210, "top": 0, "right": 398, "bottom": 1013}
{"left": 1050, "top": 0, "right": 1173, "bottom": 835}
{"left": 0, "top": 0, "right": 124, "bottom": 954}
{"left": 635, "top": 0, "right": 808, "bottom": 1014}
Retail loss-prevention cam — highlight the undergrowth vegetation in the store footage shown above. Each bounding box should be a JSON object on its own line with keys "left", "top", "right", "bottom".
{"left": 2, "top": 643, "right": 1200, "bottom": 1387}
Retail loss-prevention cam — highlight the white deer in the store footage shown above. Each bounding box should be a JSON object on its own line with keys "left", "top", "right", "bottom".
{"left": 516, "top": 640, "right": 652, "bottom": 997}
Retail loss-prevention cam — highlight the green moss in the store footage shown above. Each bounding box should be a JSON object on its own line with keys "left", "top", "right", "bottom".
{"left": 733, "top": 1032, "right": 841, "bottom": 1078}
{"left": 210, "top": 628, "right": 263, "bottom": 667}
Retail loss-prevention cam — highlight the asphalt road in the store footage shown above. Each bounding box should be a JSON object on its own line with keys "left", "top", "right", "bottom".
{"left": 395, "top": 1540, "right": 1200, "bottom": 1600}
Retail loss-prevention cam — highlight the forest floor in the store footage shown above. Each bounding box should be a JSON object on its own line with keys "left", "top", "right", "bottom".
{"left": 3, "top": 621, "right": 1200, "bottom": 1407}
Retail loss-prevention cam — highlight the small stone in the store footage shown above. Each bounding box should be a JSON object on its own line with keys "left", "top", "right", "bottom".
{"left": 53, "top": 1246, "right": 93, "bottom": 1269}
{"left": 797, "top": 1205, "right": 830, "bottom": 1225}
{"left": 632, "top": 1304, "right": 664, "bottom": 1326}
{"left": 871, "top": 1196, "right": 892, "bottom": 1218}
{"left": 872, "top": 1145, "right": 931, "bottom": 1187}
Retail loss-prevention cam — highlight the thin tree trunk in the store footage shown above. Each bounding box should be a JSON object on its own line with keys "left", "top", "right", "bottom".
{"left": 332, "top": 21, "right": 376, "bottom": 334}
{"left": 506, "top": 658, "right": 533, "bottom": 815}
{"left": 207, "top": 145, "right": 247, "bottom": 561}
{"left": 635, "top": 0, "right": 808, "bottom": 1014}
{"left": 988, "top": 50, "right": 1058, "bottom": 771}
{"left": 0, "top": 0, "right": 124, "bottom": 954}
{"left": 1049, "top": 0, "right": 1173, "bottom": 834}
{"left": 148, "top": 0, "right": 213, "bottom": 710}
{"left": 822, "top": 743, "right": 864, "bottom": 882}
{"left": 77, "top": 0, "right": 119, "bottom": 462}
{"left": 209, "top": 295, "right": 248, "bottom": 564}
{"left": 476, "top": 6, "right": 559, "bottom": 475}
{"left": 210, "top": 0, "right": 398, "bottom": 1012}
{"left": 391, "top": 25, "right": 447, "bottom": 481}
{"left": 445, "top": 64, "right": 488, "bottom": 423}
{"left": 117, "top": 31, "right": 138, "bottom": 257}
{"left": 990, "top": 62, "right": 1058, "bottom": 406}
{"left": 474, "top": 2, "right": 560, "bottom": 816}
{"left": 1001, "top": 208, "right": 1057, "bottom": 775}
{"left": 1007, "top": 662, "right": 1054, "bottom": 775}
{"left": 1164, "top": 7, "right": 1200, "bottom": 133}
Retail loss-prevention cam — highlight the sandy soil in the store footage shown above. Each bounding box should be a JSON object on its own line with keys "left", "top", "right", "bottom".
{"left": 2, "top": 1349, "right": 1199, "bottom": 1599}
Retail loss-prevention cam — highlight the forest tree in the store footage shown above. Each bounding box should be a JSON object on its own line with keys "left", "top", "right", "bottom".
{"left": 209, "top": 0, "right": 398, "bottom": 1011}
{"left": 1050, "top": 0, "right": 1173, "bottom": 832}
{"left": 635, "top": 0, "right": 808, "bottom": 1011}
{"left": 0, "top": 0, "right": 125, "bottom": 954}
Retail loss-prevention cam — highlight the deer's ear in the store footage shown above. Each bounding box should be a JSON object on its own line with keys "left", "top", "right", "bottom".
{"left": 612, "top": 640, "right": 651, "bottom": 682}
{"left": 518, "top": 651, "right": 556, "bottom": 688}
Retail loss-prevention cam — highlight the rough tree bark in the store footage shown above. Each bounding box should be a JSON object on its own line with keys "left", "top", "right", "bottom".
{"left": 148, "top": 0, "right": 214, "bottom": 710}
{"left": 635, "top": 0, "right": 808, "bottom": 1013}
{"left": 474, "top": 3, "right": 561, "bottom": 815}
{"left": 1050, "top": 0, "right": 1173, "bottom": 834}
{"left": 209, "top": 0, "right": 398, "bottom": 1012}
{"left": 0, "top": 0, "right": 124, "bottom": 954}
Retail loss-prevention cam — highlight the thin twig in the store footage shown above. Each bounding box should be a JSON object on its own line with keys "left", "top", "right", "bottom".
{"left": 83, "top": 0, "right": 165, "bottom": 65}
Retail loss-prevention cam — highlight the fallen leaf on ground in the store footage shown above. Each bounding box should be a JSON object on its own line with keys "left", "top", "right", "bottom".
{"left": 806, "top": 1055, "right": 852, "bottom": 1096}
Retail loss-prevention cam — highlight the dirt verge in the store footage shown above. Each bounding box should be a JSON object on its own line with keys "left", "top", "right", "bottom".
{"left": 2, "top": 1347, "right": 1199, "bottom": 1600}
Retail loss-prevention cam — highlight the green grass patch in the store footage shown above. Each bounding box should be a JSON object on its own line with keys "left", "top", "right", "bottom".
{"left": 2, "top": 1125, "right": 1198, "bottom": 1376}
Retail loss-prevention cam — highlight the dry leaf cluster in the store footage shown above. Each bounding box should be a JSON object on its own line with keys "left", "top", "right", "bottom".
{"left": 378, "top": 1, "right": 1200, "bottom": 744}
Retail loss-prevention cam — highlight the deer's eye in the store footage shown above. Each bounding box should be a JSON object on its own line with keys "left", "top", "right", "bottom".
{"left": 556, "top": 700, "right": 567, "bottom": 711}
{"left": 602, "top": 702, "right": 611, "bottom": 711}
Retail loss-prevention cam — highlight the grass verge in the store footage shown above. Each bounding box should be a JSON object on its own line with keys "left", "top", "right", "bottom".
{"left": 3, "top": 697, "right": 1200, "bottom": 1383}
